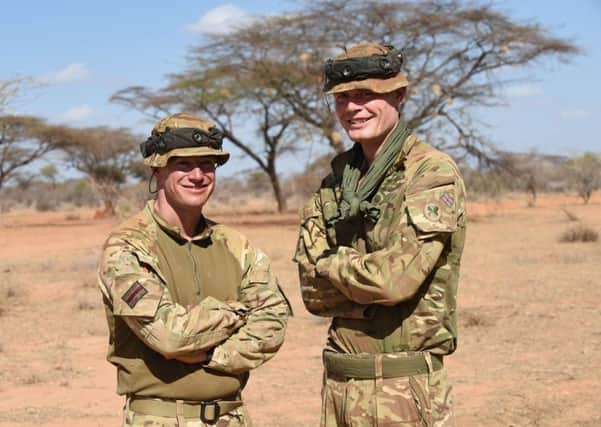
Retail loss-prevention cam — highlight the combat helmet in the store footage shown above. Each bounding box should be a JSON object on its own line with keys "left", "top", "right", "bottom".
{"left": 323, "top": 43, "right": 408, "bottom": 94}
{"left": 140, "top": 113, "right": 230, "bottom": 167}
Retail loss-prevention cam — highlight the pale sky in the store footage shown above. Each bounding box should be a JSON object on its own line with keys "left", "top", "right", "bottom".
{"left": 2, "top": 0, "right": 600, "bottom": 176}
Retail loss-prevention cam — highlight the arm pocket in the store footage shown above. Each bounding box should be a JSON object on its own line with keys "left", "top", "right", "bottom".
{"left": 112, "top": 275, "right": 163, "bottom": 317}
{"left": 406, "top": 184, "right": 458, "bottom": 234}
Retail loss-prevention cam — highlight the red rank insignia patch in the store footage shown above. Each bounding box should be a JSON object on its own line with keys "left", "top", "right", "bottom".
{"left": 122, "top": 281, "right": 148, "bottom": 309}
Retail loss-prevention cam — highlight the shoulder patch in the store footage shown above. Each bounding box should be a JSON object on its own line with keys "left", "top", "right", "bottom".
{"left": 440, "top": 191, "right": 455, "bottom": 208}
{"left": 121, "top": 281, "right": 148, "bottom": 309}
{"left": 424, "top": 203, "right": 442, "bottom": 222}
{"left": 406, "top": 183, "right": 458, "bottom": 234}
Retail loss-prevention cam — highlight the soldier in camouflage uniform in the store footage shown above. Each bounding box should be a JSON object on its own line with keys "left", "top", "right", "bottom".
{"left": 98, "top": 113, "right": 290, "bottom": 427}
{"left": 294, "top": 43, "right": 466, "bottom": 426}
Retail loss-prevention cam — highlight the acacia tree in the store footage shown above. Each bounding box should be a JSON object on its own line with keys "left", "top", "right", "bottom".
{"left": 112, "top": 67, "right": 302, "bottom": 213}
{"left": 59, "top": 126, "right": 139, "bottom": 216}
{"left": 112, "top": 0, "right": 580, "bottom": 209}
{"left": 564, "top": 152, "right": 601, "bottom": 204}
{"left": 0, "top": 115, "right": 72, "bottom": 189}
{"left": 0, "top": 77, "right": 33, "bottom": 114}
{"left": 235, "top": 0, "right": 580, "bottom": 162}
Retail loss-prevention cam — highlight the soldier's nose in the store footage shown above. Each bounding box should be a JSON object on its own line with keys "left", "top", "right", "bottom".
{"left": 187, "top": 167, "right": 205, "bottom": 180}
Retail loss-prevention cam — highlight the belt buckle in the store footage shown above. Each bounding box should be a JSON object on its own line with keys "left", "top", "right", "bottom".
{"left": 200, "top": 400, "right": 220, "bottom": 424}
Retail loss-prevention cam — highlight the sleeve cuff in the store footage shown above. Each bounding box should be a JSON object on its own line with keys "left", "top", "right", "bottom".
{"left": 315, "top": 255, "right": 331, "bottom": 277}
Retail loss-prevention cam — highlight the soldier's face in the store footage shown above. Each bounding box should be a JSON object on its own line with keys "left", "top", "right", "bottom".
{"left": 334, "top": 88, "right": 403, "bottom": 147}
{"left": 156, "top": 156, "right": 217, "bottom": 212}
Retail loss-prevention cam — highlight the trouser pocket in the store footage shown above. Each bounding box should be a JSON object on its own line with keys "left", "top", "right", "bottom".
{"left": 375, "top": 375, "right": 431, "bottom": 426}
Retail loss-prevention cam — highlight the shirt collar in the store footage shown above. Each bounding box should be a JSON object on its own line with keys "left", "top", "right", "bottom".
{"left": 146, "top": 201, "right": 213, "bottom": 243}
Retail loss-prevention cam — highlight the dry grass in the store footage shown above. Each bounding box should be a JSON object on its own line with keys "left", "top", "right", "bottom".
{"left": 0, "top": 192, "right": 599, "bottom": 427}
{"left": 459, "top": 308, "right": 493, "bottom": 328}
{"left": 561, "top": 207, "right": 580, "bottom": 222}
{"left": 64, "top": 213, "right": 81, "bottom": 221}
{"left": 0, "top": 268, "right": 25, "bottom": 316}
{"left": 21, "top": 374, "right": 44, "bottom": 385}
{"left": 77, "top": 292, "right": 101, "bottom": 311}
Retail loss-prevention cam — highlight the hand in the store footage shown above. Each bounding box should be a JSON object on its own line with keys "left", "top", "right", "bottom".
{"left": 173, "top": 351, "right": 208, "bottom": 364}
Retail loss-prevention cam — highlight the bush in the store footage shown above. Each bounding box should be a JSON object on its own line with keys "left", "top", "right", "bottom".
{"left": 559, "top": 225, "right": 599, "bottom": 243}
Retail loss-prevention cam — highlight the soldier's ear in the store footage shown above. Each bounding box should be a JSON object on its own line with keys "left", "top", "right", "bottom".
{"left": 396, "top": 87, "right": 407, "bottom": 106}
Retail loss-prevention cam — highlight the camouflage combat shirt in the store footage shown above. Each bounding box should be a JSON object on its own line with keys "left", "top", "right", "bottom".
{"left": 294, "top": 134, "right": 466, "bottom": 355}
{"left": 99, "top": 202, "right": 289, "bottom": 400}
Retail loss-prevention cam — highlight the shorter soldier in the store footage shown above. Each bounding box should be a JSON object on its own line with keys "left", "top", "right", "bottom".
{"left": 98, "top": 113, "right": 290, "bottom": 426}
{"left": 294, "top": 44, "right": 466, "bottom": 426}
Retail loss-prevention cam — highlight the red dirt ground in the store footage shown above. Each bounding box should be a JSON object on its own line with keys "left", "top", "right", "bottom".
{"left": 0, "top": 193, "right": 600, "bottom": 426}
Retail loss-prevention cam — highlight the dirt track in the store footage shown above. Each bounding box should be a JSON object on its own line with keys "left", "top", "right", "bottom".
{"left": 0, "top": 193, "right": 600, "bottom": 426}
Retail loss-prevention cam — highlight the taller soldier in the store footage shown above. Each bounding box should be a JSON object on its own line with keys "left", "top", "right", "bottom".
{"left": 294, "top": 43, "right": 466, "bottom": 426}
{"left": 98, "top": 113, "right": 290, "bottom": 426}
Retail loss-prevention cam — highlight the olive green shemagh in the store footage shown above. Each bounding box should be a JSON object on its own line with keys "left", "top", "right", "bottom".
{"left": 326, "top": 121, "right": 410, "bottom": 226}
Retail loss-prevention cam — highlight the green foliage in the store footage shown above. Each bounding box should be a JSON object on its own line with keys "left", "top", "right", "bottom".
{"left": 39, "top": 164, "right": 59, "bottom": 184}
{"left": 563, "top": 152, "right": 601, "bottom": 204}
{"left": 0, "top": 114, "right": 68, "bottom": 189}
{"left": 129, "top": 160, "right": 152, "bottom": 181}
{"left": 461, "top": 168, "right": 512, "bottom": 200}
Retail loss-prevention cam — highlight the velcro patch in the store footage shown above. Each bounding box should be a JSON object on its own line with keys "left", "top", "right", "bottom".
{"left": 121, "top": 281, "right": 148, "bottom": 309}
{"left": 424, "top": 203, "right": 441, "bottom": 221}
{"left": 440, "top": 191, "right": 454, "bottom": 208}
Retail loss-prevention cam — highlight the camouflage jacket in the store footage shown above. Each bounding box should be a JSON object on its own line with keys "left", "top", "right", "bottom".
{"left": 294, "top": 134, "right": 466, "bottom": 355}
{"left": 99, "top": 202, "right": 289, "bottom": 399}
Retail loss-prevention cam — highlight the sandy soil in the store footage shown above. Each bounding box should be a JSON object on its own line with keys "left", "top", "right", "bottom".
{"left": 0, "top": 193, "right": 600, "bottom": 426}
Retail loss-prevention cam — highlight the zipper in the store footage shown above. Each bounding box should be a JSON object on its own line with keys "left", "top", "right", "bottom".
{"left": 187, "top": 242, "right": 203, "bottom": 298}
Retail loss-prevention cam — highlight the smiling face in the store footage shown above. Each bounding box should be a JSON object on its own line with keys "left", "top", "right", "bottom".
{"left": 334, "top": 88, "right": 404, "bottom": 150}
{"left": 155, "top": 155, "right": 217, "bottom": 214}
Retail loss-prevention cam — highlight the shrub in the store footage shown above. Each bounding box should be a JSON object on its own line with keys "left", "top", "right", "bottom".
{"left": 559, "top": 225, "right": 599, "bottom": 243}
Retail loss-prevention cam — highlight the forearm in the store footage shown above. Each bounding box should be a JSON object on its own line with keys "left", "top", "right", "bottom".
{"left": 206, "top": 286, "right": 288, "bottom": 374}
{"left": 315, "top": 237, "right": 444, "bottom": 306}
{"left": 100, "top": 240, "right": 249, "bottom": 359}
{"left": 122, "top": 295, "right": 246, "bottom": 358}
{"left": 295, "top": 201, "right": 370, "bottom": 318}
{"left": 298, "top": 261, "right": 371, "bottom": 319}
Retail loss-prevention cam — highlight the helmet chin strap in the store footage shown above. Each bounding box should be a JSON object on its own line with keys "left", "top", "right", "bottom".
{"left": 148, "top": 169, "right": 159, "bottom": 195}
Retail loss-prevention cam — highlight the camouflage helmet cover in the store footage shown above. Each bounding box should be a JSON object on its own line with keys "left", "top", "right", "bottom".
{"left": 323, "top": 43, "right": 408, "bottom": 94}
{"left": 142, "top": 113, "right": 230, "bottom": 167}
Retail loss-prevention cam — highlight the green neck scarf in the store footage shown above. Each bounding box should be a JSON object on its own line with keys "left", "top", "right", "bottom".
{"left": 330, "top": 121, "right": 409, "bottom": 225}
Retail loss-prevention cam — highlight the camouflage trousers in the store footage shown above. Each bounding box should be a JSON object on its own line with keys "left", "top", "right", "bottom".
{"left": 122, "top": 401, "right": 251, "bottom": 427}
{"left": 320, "top": 360, "right": 453, "bottom": 426}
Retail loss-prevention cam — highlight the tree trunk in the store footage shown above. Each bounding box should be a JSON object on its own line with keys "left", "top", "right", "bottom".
{"left": 92, "top": 179, "right": 118, "bottom": 218}
{"left": 267, "top": 167, "right": 287, "bottom": 213}
{"left": 94, "top": 198, "right": 116, "bottom": 219}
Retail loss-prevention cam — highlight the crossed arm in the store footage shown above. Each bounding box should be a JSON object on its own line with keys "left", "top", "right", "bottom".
{"left": 294, "top": 167, "right": 460, "bottom": 316}
{"left": 99, "top": 239, "right": 289, "bottom": 373}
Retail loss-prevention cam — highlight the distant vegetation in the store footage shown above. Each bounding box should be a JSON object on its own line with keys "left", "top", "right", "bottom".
{"left": 559, "top": 225, "right": 599, "bottom": 243}
{"left": 0, "top": 150, "right": 599, "bottom": 216}
{"left": 0, "top": 0, "right": 594, "bottom": 213}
